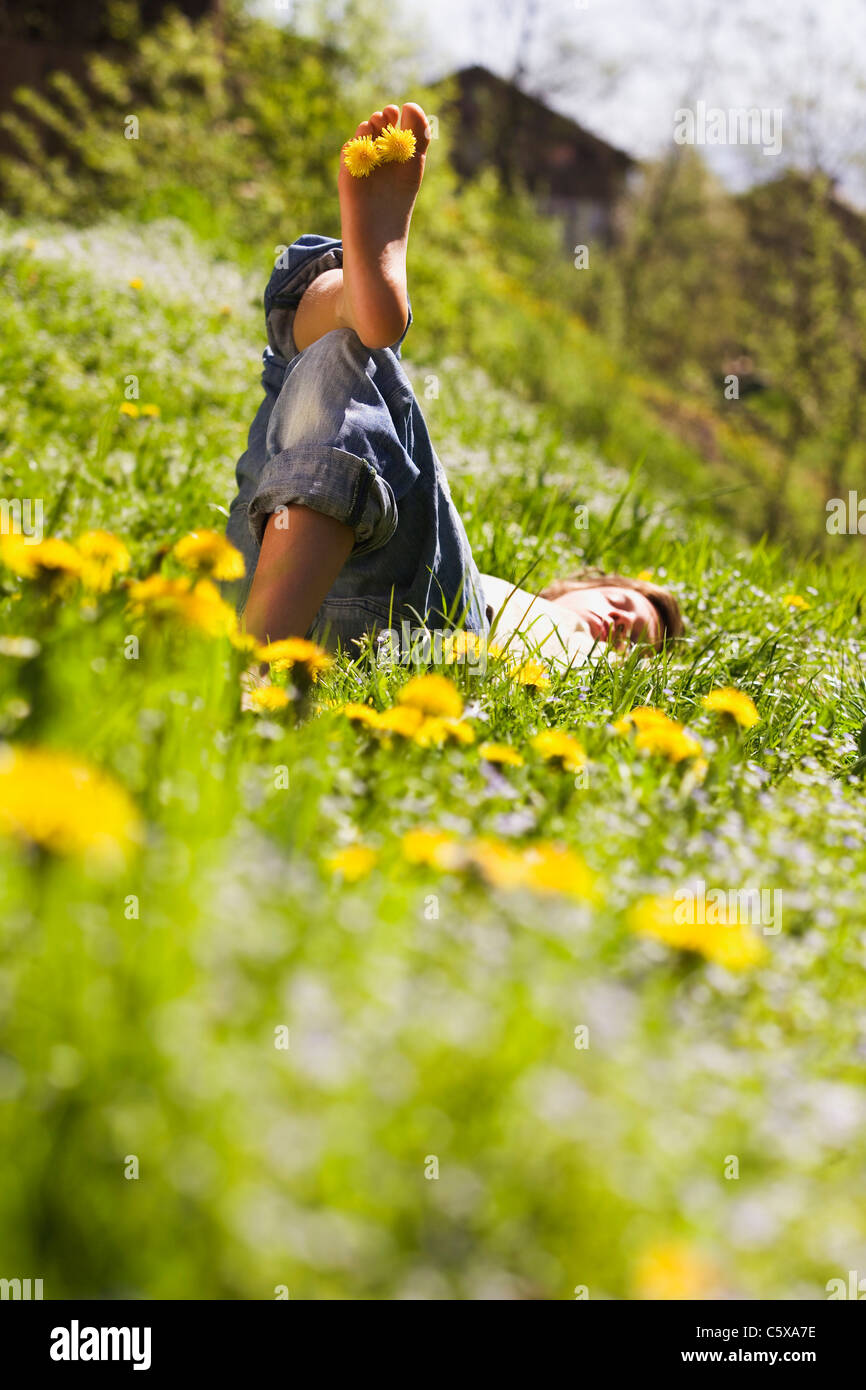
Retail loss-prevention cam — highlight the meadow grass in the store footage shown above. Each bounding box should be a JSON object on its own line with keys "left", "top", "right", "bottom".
{"left": 1, "top": 217, "right": 866, "bottom": 1299}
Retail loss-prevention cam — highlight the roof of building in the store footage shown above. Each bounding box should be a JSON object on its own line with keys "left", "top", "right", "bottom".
{"left": 443, "top": 64, "right": 636, "bottom": 198}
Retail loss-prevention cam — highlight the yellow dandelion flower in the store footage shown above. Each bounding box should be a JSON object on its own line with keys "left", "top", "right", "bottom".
{"left": 128, "top": 277, "right": 143, "bottom": 290}
{"left": 343, "top": 704, "right": 424, "bottom": 737}
{"left": 633, "top": 1241, "right": 720, "bottom": 1301}
{"left": 782, "top": 593, "right": 810, "bottom": 611}
{"left": 376, "top": 706, "right": 426, "bottom": 737}
{"left": 140, "top": 403, "right": 161, "bottom": 418}
{"left": 530, "top": 729, "right": 586, "bottom": 772}
{"left": 219, "top": 306, "right": 233, "bottom": 317}
{"left": 33, "top": 538, "right": 84, "bottom": 575}
{"left": 259, "top": 639, "right": 318, "bottom": 663}
{"left": 629, "top": 895, "right": 768, "bottom": 971}
{"left": 229, "top": 630, "right": 265, "bottom": 659}
{"left": 374, "top": 123, "right": 417, "bottom": 164}
{"left": 342, "top": 135, "right": 381, "bottom": 178}
{"left": 246, "top": 685, "right": 291, "bottom": 713}
{"left": 0, "top": 744, "right": 140, "bottom": 866}
{"left": 634, "top": 723, "right": 703, "bottom": 762}
{"left": 24, "top": 237, "right": 38, "bottom": 251}
{"left": 523, "top": 843, "right": 597, "bottom": 901}
{"left": 398, "top": 674, "right": 463, "bottom": 718}
{"left": 341, "top": 702, "right": 382, "bottom": 727}
{"left": 701, "top": 686, "right": 759, "bottom": 729}
{"left": 258, "top": 636, "right": 332, "bottom": 680}
{"left": 0, "top": 535, "right": 35, "bottom": 579}
{"left": 511, "top": 659, "right": 551, "bottom": 690}
{"left": 0, "top": 534, "right": 83, "bottom": 584}
{"left": 448, "top": 719, "right": 477, "bottom": 746}
{"left": 413, "top": 716, "right": 475, "bottom": 747}
{"left": 613, "top": 705, "right": 675, "bottom": 736}
{"left": 327, "top": 844, "right": 378, "bottom": 881}
{"left": 173, "top": 530, "right": 246, "bottom": 582}
{"left": 442, "top": 630, "right": 485, "bottom": 663}
{"left": 630, "top": 895, "right": 701, "bottom": 953}
{"left": 707, "top": 923, "right": 768, "bottom": 971}
{"left": 467, "top": 837, "right": 530, "bottom": 890}
{"left": 76, "top": 531, "right": 131, "bottom": 593}
{"left": 172, "top": 579, "right": 238, "bottom": 637}
{"left": 127, "top": 575, "right": 237, "bottom": 638}
{"left": 636, "top": 568, "right": 654, "bottom": 582}
{"left": 487, "top": 641, "right": 507, "bottom": 660}
{"left": 401, "top": 827, "right": 460, "bottom": 869}
{"left": 119, "top": 402, "right": 140, "bottom": 418}
{"left": 615, "top": 706, "right": 701, "bottom": 760}
{"left": 479, "top": 741, "right": 524, "bottom": 767}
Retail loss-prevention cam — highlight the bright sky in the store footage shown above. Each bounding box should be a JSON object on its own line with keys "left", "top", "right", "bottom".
{"left": 258, "top": 0, "right": 866, "bottom": 204}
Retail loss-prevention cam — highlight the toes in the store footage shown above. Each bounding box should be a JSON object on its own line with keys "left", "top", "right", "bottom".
{"left": 400, "top": 102, "right": 432, "bottom": 151}
{"left": 346, "top": 104, "right": 430, "bottom": 167}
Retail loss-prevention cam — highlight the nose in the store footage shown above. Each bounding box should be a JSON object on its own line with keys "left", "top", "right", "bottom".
{"left": 610, "top": 607, "right": 633, "bottom": 638}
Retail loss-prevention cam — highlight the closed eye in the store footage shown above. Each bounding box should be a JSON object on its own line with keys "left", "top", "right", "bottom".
{"left": 612, "top": 591, "right": 634, "bottom": 610}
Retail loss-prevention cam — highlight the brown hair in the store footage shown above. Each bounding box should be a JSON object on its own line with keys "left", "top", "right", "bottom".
{"left": 537, "top": 571, "right": 685, "bottom": 649}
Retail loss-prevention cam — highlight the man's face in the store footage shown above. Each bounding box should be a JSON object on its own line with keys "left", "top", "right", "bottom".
{"left": 551, "top": 584, "right": 661, "bottom": 649}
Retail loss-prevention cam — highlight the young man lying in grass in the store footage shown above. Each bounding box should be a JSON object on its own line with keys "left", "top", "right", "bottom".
{"left": 226, "top": 102, "right": 683, "bottom": 667}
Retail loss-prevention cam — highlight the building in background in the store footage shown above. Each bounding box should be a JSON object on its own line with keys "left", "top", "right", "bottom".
{"left": 441, "top": 65, "right": 636, "bottom": 249}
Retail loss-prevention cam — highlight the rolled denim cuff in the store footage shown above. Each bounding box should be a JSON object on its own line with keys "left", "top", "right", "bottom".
{"left": 247, "top": 444, "right": 398, "bottom": 556}
{"left": 265, "top": 235, "right": 411, "bottom": 360}
{"left": 266, "top": 248, "right": 342, "bottom": 362}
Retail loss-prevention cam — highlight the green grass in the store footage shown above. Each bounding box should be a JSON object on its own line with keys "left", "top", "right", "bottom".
{"left": 1, "top": 216, "right": 866, "bottom": 1300}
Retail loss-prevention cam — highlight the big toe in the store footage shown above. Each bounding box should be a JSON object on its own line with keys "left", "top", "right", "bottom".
{"left": 400, "top": 102, "right": 432, "bottom": 151}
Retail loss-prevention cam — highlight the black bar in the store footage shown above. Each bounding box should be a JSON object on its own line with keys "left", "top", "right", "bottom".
{"left": 1, "top": 1298, "right": 859, "bottom": 1375}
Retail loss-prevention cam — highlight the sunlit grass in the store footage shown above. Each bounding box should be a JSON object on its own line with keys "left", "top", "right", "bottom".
{"left": 1, "top": 220, "right": 865, "bottom": 1300}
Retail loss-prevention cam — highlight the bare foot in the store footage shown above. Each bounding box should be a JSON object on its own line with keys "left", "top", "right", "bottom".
{"left": 338, "top": 102, "right": 431, "bottom": 350}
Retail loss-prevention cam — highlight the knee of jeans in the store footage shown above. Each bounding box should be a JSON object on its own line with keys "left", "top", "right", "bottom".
{"left": 296, "top": 326, "right": 367, "bottom": 377}
{"left": 270, "top": 328, "right": 367, "bottom": 449}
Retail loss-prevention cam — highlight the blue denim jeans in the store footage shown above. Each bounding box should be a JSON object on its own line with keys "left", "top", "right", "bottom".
{"left": 226, "top": 234, "right": 488, "bottom": 648}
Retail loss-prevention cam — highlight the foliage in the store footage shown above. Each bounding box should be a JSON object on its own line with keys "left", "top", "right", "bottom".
{"left": 4, "top": 4, "right": 865, "bottom": 546}
{"left": 574, "top": 153, "right": 866, "bottom": 544}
